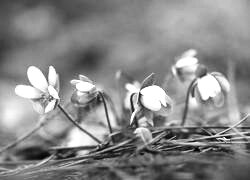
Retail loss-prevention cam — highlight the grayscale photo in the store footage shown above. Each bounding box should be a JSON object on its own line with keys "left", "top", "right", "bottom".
{"left": 0, "top": 0, "right": 250, "bottom": 179}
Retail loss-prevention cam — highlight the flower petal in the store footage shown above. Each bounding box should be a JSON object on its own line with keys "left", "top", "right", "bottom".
{"left": 76, "top": 82, "right": 96, "bottom": 92}
{"left": 194, "top": 85, "right": 204, "bottom": 104}
{"left": 155, "top": 94, "right": 173, "bottom": 116}
{"left": 71, "top": 90, "right": 98, "bottom": 107}
{"left": 48, "top": 85, "right": 59, "bottom": 99}
{"left": 134, "top": 127, "right": 152, "bottom": 144}
{"left": 175, "top": 57, "right": 198, "bottom": 68}
{"left": 48, "top": 66, "right": 57, "bottom": 87}
{"left": 140, "top": 94, "right": 161, "bottom": 111}
{"left": 27, "top": 66, "right": 48, "bottom": 92}
{"left": 125, "top": 83, "right": 140, "bottom": 93}
{"left": 15, "top": 85, "right": 42, "bottom": 99}
{"left": 78, "top": 74, "right": 93, "bottom": 83}
{"left": 55, "top": 75, "right": 60, "bottom": 92}
{"left": 197, "top": 79, "right": 209, "bottom": 100}
{"left": 197, "top": 74, "right": 221, "bottom": 100}
{"left": 31, "top": 101, "right": 45, "bottom": 114}
{"left": 171, "top": 66, "right": 178, "bottom": 77}
{"left": 212, "top": 92, "right": 225, "bottom": 107}
{"left": 70, "top": 79, "right": 82, "bottom": 85}
{"left": 211, "top": 72, "right": 230, "bottom": 92}
{"left": 140, "top": 85, "right": 168, "bottom": 107}
{"left": 181, "top": 49, "right": 197, "bottom": 58}
{"left": 159, "top": 93, "right": 169, "bottom": 107}
{"left": 206, "top": 74, "right": 221, "bottom": 97}
{"left": 45, "top": 99, "right": 57, "bottom": 113}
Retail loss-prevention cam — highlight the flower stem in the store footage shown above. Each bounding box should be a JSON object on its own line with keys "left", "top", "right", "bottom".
{"left": 102, "top": 92, "right": 120, "bottom": 125}
{"left": 130, "top": 93, "right": 138, "bottom": 128}
{"left": 58, "top": 104, "right": 101, "bottom": 144}
{"left": 0, "top": 120, "right": 46, "bottom": 154}
{"left": 181, "top": 79, "right": 197, "bottom": 126}
{"left": 130, "top": 93, "right": 136, "bottom": 112}
{"left": 98, "top": 91, "right": 113, "bottom": 134}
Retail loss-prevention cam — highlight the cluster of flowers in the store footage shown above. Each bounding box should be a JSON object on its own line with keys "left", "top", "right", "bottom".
{"left": 15, "top": 66, "right": 100, "bottom": 114}
{"left": 14, "top": 49, "right": 230, "bottom": 146}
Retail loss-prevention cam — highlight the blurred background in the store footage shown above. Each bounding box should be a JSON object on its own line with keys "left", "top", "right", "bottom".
{"left": 0, "top": 0, "right": 250, "bottom": 151}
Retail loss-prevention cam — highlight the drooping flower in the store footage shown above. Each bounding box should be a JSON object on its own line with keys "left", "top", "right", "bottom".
{"left": 139, "top": 85, "right": 173, "bottom": 115}
{"left": 71, "top": 74, "right": 114, "bottom": 135}
{"left": 70, "top": 75, "right": 99, "bottom": 107}
{"left": 15, "top": 66, "right": 60, "bottom": 114}
{"left": 172, "top": 49, "right": 199, "bottom": 82}
{"left": 130, "top": 73, "right": 173, "bottom": 126}
{"left": 191, "top": 66, "right": 230, "bottom": 107}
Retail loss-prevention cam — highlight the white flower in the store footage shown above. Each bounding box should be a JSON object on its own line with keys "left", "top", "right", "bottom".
{"left": 172, "top": 49, "right": 199, "bottom": 82}
{"left": 70, "top": 75, "right": 98, "bottom": 107}
{"left": 15, "top": 66, "right": 60, "bottom": 114}
{"left": 193, "top": 72, "right": 230, "bottom": 107}
{"left": 130, "top": 73, "right": 173, "bottom": 126}
{"left": 134, "top": 127, "right": 152, "bottom": 145}
{"left": 139, "top": 85, "right": 173, "bottom": 116}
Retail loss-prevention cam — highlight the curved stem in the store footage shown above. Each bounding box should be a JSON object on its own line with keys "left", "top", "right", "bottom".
{"left": 130, "top": 93, "right": 138, "bottom": 128}
{"left": 98, "top": 92, "right": 113, "bottom": 134}
{"left": 58, "top": 104, "right": 101, "bottom": 144}
{"left": 130, "top": 108, "right": 139, "bottom": 128}
{"left": 130, "top": 93, "right": 136, "bottom": 113}
{"left": 102, "top": 92, "right": 120, "bottom": 125}
{"left": 0, "top": 120, "right": 46, "bottom": 154}
{"left": 181, "top": 79, "right": 197, "bottom": 126}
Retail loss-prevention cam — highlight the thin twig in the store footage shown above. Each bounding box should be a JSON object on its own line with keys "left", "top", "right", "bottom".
{"left": 1, "top": 154, "right": 56, "bottom": 176}
{"left": 175, "top": 132, "right": 250, "bottom": 143}
{"left": 215, "top": 113, "right": 250, "bottom": 136}
{"left": 59, "top": 139, "right": 135, "bottom": 168}
{"left": 231, "top": 128, "right": 250, "bottom": 142}
{"left": 0, "top": 119, "right": 46, "bottom": 154}
{"left": 49, "top": 145, "right": 98, "bottom": 152}
{"left": 138, "top": 131, "right": 167, "bottom": 150}
{"left": 153, "top": 125, "right": 250, "bottom": 133}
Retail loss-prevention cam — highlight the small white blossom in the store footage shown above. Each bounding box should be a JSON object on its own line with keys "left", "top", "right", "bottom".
{"left": 139, "top": 85, "right": 173, "bottom": 115}
{"left": 172, "top": 49, "right": 199, "bottom": 82}
{"left": 15, "top": 66, "right": 60, "bottom": 114}
{"left": 130, "top": 73, "right": 173, "bottom": 125}
{"left": 193, "top": 71, "right": 230, "bottom": 107}
{"left": 70, "top": 75, "right": 98, "bottom": 107}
